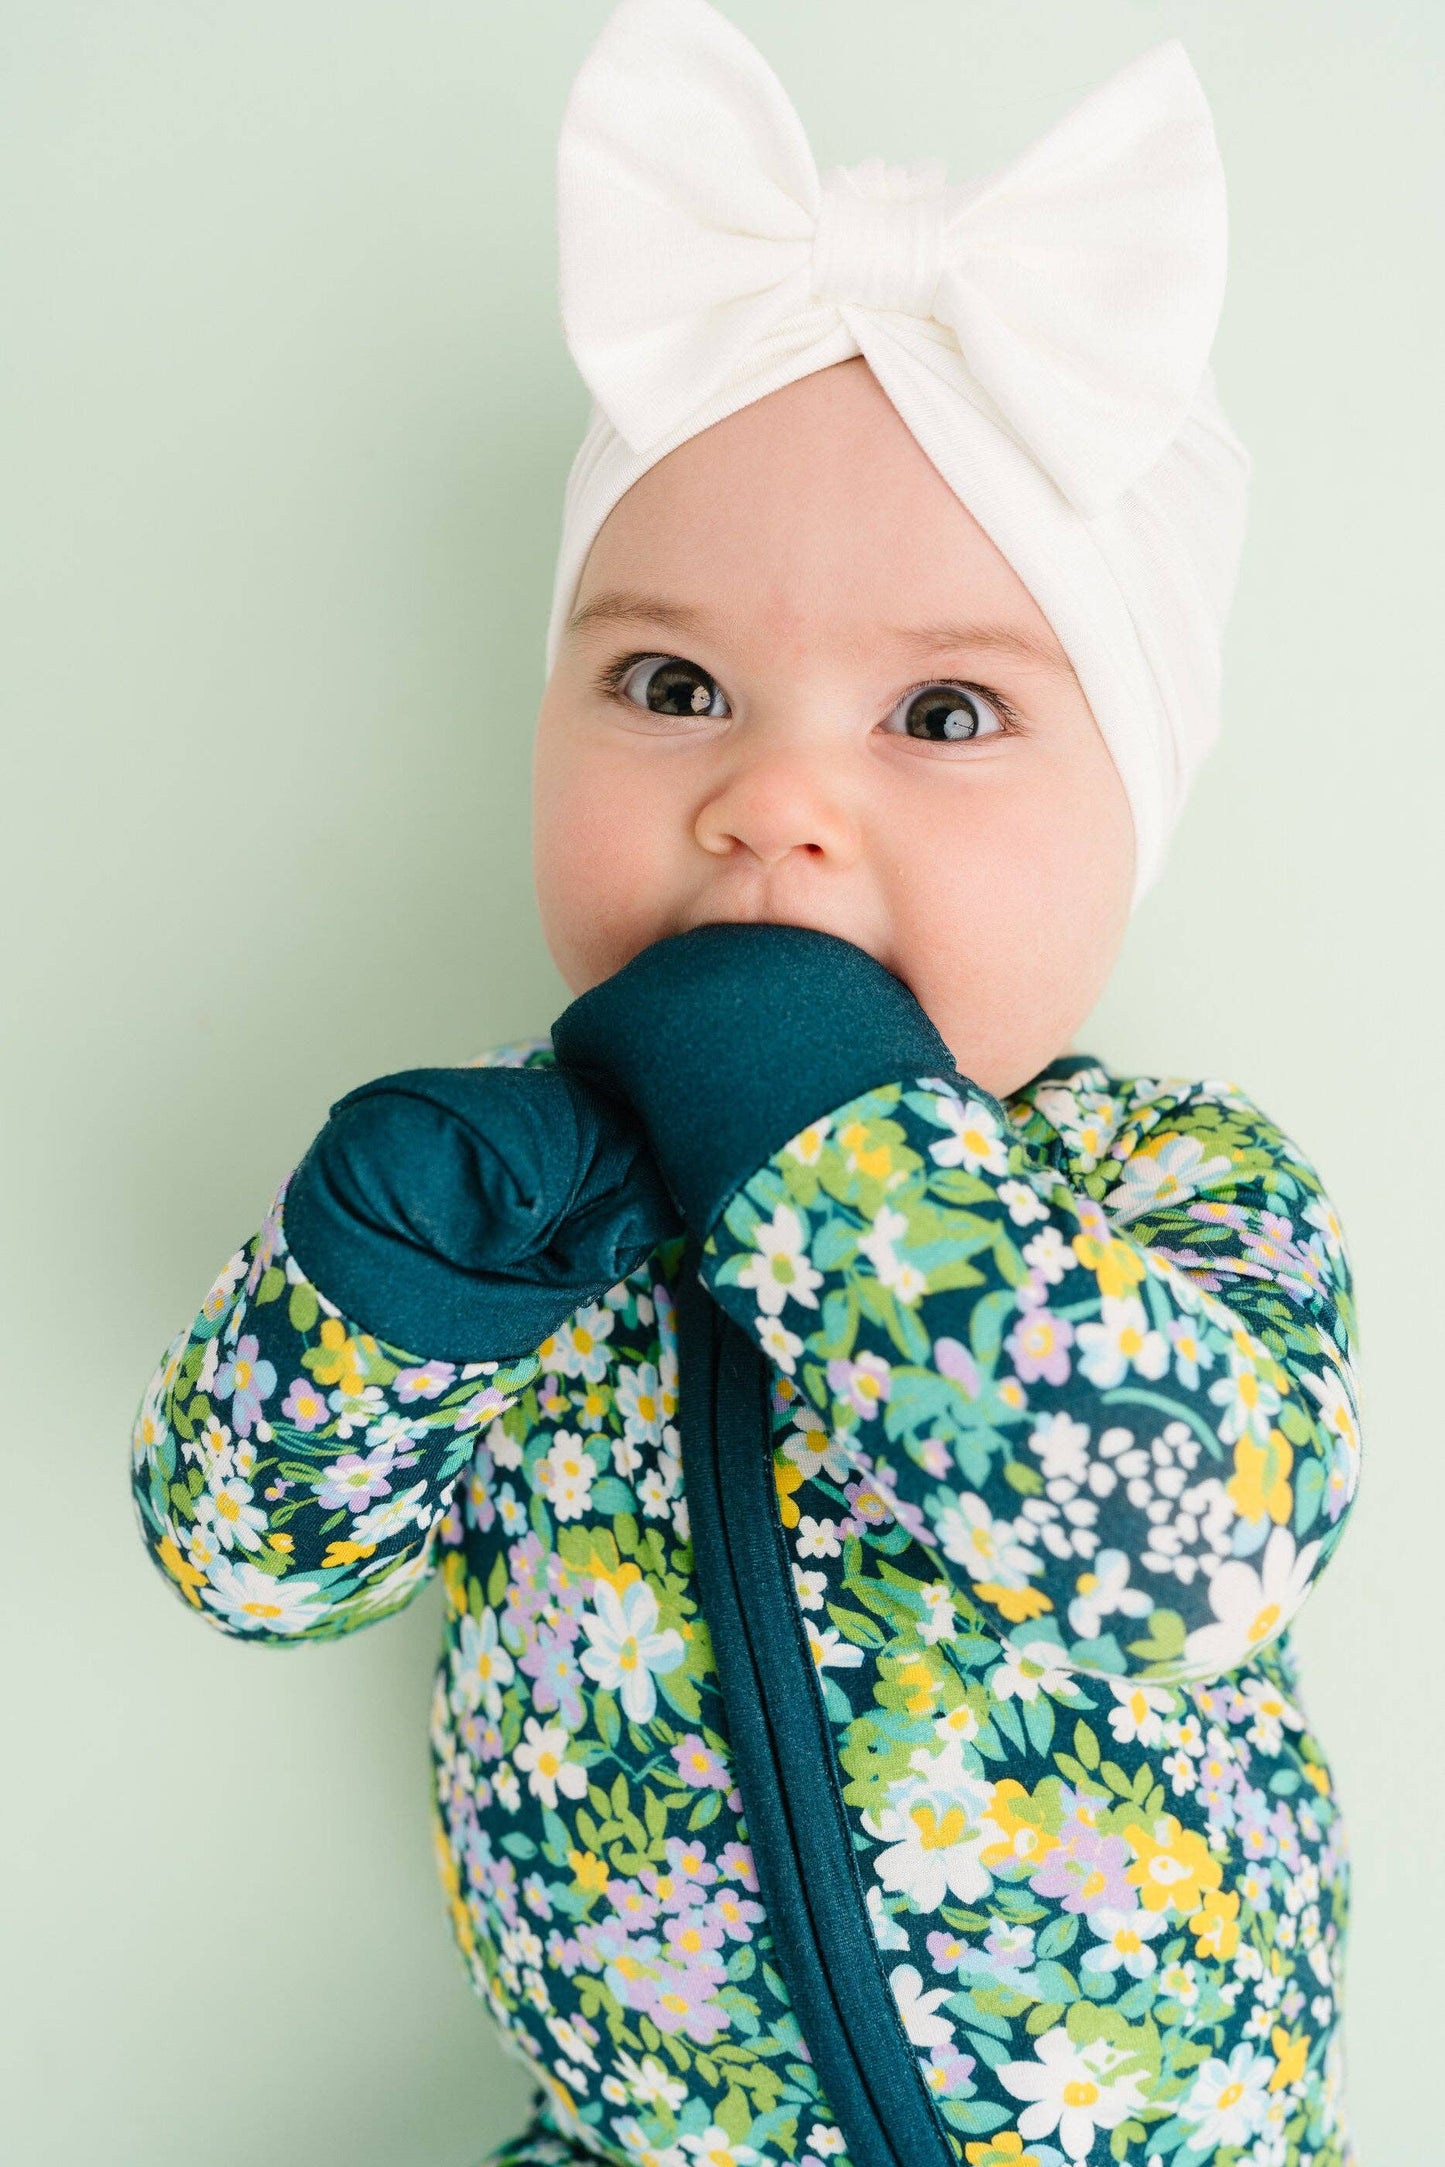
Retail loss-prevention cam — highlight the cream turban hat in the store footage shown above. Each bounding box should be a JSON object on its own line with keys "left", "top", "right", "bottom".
{"left": 544, "top": 0, "right": 1251, "bottom": 907}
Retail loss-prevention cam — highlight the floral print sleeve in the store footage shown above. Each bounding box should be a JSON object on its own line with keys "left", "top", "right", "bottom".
{"left": 129, "top": 1043, "right": 553, "bottom": 1643}
{"left": 698, "top": 1060, "right": 1361, "bottom": 1687}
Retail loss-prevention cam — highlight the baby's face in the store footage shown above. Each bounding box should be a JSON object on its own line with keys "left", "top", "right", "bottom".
{"left": 532, "top": 357, "right": 1133, "bottom": 1100}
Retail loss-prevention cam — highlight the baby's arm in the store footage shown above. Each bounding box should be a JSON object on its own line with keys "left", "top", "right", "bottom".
{"left": 552, "top": 923, "right": 1361, "bottom": 1687}
{"left": 130, "top": 1049, "right": 678, "bottom": 1643}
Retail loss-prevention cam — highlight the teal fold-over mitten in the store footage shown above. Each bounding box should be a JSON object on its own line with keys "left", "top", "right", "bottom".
{"left": 131, "top": 1060, "right": 680, "bottom": 1644}
{"left": 553, "top": 920, "right": 1362, "bottom": 1687}
{"left": 550, "top": 920, "right": 957, "bottom": 1234}
{"left": 281, "top": 1062, "right": 681, "bottom": 1361}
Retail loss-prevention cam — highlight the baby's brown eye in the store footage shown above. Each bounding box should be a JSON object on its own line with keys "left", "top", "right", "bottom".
{"left": 889, "top": 683, "right": 1006, "bottom": 741}
{"left": 618, "top": 654, "right": 727, "bottom": 718}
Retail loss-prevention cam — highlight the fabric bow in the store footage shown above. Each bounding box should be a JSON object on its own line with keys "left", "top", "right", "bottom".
{"left": 556, "top": 0, "right": 1228, "bottom": 518}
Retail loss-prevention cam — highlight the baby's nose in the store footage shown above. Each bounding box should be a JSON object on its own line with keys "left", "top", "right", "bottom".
{"left": 692, "top": 745, "right": 863, "bottom": 867}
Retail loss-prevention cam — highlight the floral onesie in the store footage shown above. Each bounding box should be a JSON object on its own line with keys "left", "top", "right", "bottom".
{"left": 130, "top": 928, "right": 1362, "bottom": 2167}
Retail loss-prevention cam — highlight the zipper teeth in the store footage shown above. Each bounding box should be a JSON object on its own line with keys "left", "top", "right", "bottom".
{"left": 676, "top": 1245, "right": 957, "bottom": 2167}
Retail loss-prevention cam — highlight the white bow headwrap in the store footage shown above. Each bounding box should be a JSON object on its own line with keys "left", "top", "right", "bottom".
{"left": 544, "top": 0, "right": 1251, "bottom": 906}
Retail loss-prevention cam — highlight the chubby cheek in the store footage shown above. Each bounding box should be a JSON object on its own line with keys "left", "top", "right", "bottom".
{"left": 888, "top": 773, "right": 1133, "bottom": 1098}
{"left": 532, "top": 733, "right": 690, "bottom": 992}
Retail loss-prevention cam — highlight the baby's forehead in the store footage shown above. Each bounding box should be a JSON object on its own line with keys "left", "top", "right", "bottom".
{"left": 592, "top": 383, "right": 1066, "bottom": 663}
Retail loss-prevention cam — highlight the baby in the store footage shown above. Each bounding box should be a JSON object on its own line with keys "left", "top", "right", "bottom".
{"left": 129, "top": 6, "right": 1363, "bottom": 2166}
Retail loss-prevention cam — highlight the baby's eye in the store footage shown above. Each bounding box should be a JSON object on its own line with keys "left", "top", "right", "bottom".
{"left": 882, "top": 682, "right": 1010, "bottom": 742}
{"left": 610, "top": 653, "right": 729, "bottom": 718}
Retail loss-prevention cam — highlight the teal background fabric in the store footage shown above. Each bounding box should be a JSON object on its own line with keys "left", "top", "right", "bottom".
{"left": 4, "top": 4, "right": 1442, "bottom": 2163}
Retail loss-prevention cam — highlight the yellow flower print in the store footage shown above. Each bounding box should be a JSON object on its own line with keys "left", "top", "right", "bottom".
{"left": 973, "top": 1581, "right": 1054, "bottom": 1624}
{"left": 979, "top": 1778, "right": 1059, "bottom": 1871}
{"left": 1227, "top": 1427, "right": 1294, "bottom": 1525}
{"left": 1269, "top": 2026, "right": 1309, "bottom": 2090}
{"left": 434, "top": 1817, "right": 473, "bottom": 1954}
{"left": 774, "top": 1456, "right": 805, "bottom": 1527}
{"left": 1070, "top": 1210, "right": 1147, "bottom": 1299}
{"left": 1123, "top": 1812, "right": 1223, "bottom": 1915}
{"left": 1190, "top": 1885, "right": 1241, "bottom": 1959}
{"left": 441, "top": 1550, "right": 468, "bottom": 1618}
{"left": 568, "top": 1848, "right": 609, "bottom": 1897}
{"left": 323, "top": 1538, "right": 377, "bottom": 1568}
{"left": 966, "top": 2137, "right": 1044, "bottom": 2167}
{"left": 893, "top": 1657, "right": 939, "bottom": 1718}
{"left": 305, "top": 1316, "right": 377, "bottom": 1398}
{"left": 156, "top": 1530, "right": 206, "bottom": 1607}
{"left": 838, "top": 1119, "right": 892, "bottom": 1181}
{"left": 583, "top": 1550, "right": 643, "bottom": 1597}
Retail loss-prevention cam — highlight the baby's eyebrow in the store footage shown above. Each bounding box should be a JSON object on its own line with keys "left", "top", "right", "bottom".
{"left": 567, "top": 590, "right": 712, "bottom": 639}
{"left": 881, "top": 619, "right": 1072, "bottom": 674}
{"left": 566, "top": 588, "right": 1071, "bottom": 675}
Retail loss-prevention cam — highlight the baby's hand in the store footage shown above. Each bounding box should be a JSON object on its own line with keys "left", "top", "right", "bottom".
{"left": 281, "top": 1063, "right": 680, "bottom": 1361}
{"left": 551, "top": 921, "right": 958, "bottom": 1236}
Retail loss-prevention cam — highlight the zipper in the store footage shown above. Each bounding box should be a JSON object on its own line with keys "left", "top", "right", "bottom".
{"left": 674, "top": 1239, "right": 957, "bottom": 2167}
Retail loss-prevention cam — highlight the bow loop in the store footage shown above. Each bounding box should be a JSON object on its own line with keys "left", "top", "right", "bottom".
{"left": 557, "top": 0, "right": 1228, "bottom": 515}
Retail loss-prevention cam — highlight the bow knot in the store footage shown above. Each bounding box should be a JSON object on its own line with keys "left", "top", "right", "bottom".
{"left": 810, "top": 157, "right": 949, "bottom": 320}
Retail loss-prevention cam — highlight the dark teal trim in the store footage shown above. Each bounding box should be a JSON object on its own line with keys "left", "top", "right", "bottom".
{"left": 675, "top": 1241, "right": 957, "bottom": 2167}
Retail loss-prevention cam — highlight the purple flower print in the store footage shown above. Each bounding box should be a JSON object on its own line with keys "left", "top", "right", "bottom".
{"left": 281, "top": 1377, "right": 328, "bottom": 1433}
{"left": 546, "top": 1928, "right": 585, "bottom": 1977}
{"left": 923, "top": 2042, "right": 977, "bottom": 2098}
{"left": 215, "top": 1334, "right": 277, "bottom": 1438}
{"left": 964, "top": 1919, "right": 1038, "bottom": 1983}
{"left": 826, "top": 1350, "right": 891, "bottom": 1419}
{"left": 933, "top": 1336, "right": 981, "bottom": 1397}
{"left": 1236, "top": 1785, "right": 1272, "bottom": 1861}
{"left": 854, "top": 1458, "right": 929, "bottom": 1544}
{"left": 1271, "top": 1801, "right": 1302, "bottom": 1871}
{"left": 705, "top": 1887, "right": 766, "bottom": 1943}
{"left": 927, "top": 1927, "right": 971, "bottom": 1977}
{"left": 843, "top": 1473, "right": 893, "bottom": 1529}
{"left": 663, "top": 1834, "right": 719, "bottom": 1887}
{"left": 644, "top": 1955, "right": 732, "bottom": 2043}
{"left": 663, "top": 1906, "right": 726, "bottom": 1960}
{"left": 463, "top": 1452, "right": 496, "bottom": 1535}
{"left": 606, "top": 1877, "right": 661, "bottom": 1932}
{"left": 642, "top": 1836, "right": 718, "bottom": 1915}
{"left": 518, "top": 1626, "right": 585, "bottom": 1731}
{"left": 1029, "top": 1817, "right": 1133, "bottom": 1915}
{"left": 313, "top": 1440, "right": 396, "bottom": 1514}
{"left": 671, "top": 1734, "right": 731, "bottom": 1790}
{"left": 1004, "top": 1305, "right": 1075, "bottom": 1387}
{"left": 454, "top": 1385, "right": 510, "bottom": 1432}
{"left": 718, "top": 1840, "right": 758, "bottom": 1890}
{"left": 394, "top": 1360, "right": 457, "bottom": 1403}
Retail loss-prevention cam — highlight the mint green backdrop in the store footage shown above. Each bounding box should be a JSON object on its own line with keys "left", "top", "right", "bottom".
{"left": 4, "top": 3, "right": 1439, "bottom": 2160}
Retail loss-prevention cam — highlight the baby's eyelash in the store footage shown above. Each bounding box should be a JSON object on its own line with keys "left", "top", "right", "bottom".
{"left": 594, "top": 650, "right": 659, "bottom": 700}
{"left": 592, "top": 649, "right": 1022, "bottom": 728}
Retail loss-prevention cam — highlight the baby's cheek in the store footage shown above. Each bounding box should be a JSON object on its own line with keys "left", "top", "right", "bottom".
{"left": 532, "top": 759, "right": 685, "bottom": 992}
{"left": 888, "top": 781, "right": 1132, "bottom": 1096}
